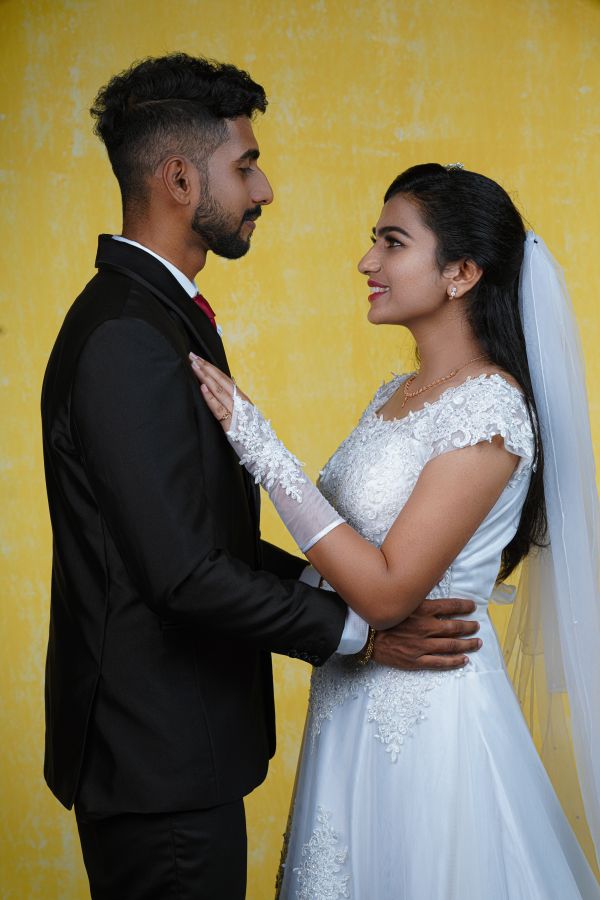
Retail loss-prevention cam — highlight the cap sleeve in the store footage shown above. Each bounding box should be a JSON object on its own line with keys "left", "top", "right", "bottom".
{"left": 428, "top": 374, "right": 535, "bottom": 486}
{"left": 365, "top": 373, "right": 411, "bottom": 417}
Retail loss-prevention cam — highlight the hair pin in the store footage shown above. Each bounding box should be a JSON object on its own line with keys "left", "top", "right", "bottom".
{"left": 445, "top": 162, "right": 464, "bottom": 170}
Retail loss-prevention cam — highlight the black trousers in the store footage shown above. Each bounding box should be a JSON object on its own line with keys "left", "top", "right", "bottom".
{"left": 75, "top": 801, "right": 247, "bottom": 900}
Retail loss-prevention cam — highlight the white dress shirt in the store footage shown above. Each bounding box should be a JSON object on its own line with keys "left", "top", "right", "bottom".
{"left": 111, "top": 235, "right": 368, "bottom": 656}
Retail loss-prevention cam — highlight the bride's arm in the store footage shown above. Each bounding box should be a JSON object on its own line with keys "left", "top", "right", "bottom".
{"left": 191, "top": 356, "right": 518, "bottom": 630}
{"left": 306, "top": 441, "right": 516, "bottom": 628}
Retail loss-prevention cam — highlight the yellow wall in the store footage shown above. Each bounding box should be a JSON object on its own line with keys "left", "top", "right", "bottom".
{"left": 2, "top": 0, "right": 599, "bottom": 896}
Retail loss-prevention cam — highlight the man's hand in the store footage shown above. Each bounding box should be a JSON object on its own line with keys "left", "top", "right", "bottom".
{"left": 372, "top": 599, "right": 481, "bottom": 670}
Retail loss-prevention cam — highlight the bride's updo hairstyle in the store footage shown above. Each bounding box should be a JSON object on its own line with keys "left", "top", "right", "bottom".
{"left": 384, "top": 163, "right": 546, "bottom": 580}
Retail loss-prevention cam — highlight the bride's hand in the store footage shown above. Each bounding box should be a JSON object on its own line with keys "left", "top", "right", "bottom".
{"left": 190, "top": 353, "right": 345, "bottom": 555}
{"left": 189, "top": 353, "right": 251, "bottom": 432}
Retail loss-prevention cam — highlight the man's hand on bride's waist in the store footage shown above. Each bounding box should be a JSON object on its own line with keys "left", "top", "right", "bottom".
{"left": 372, "top": 599, "right": 482, "bottom": 671}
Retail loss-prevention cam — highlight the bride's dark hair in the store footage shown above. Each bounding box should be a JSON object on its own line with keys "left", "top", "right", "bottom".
{"left": 384, "top": 163, "right": 546, "bottom": 580}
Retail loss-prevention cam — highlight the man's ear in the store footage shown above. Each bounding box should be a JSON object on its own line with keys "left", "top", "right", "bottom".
{"left": 443, "top": 258, "right": 483, "bottom": 300}
{"left": 159, "top": 156, "right": 199, "bottom": 207}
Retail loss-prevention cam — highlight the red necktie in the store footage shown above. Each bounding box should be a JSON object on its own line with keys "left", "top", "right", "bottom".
{"left": 193, "top": 293, "right": 217, "bottom": 330}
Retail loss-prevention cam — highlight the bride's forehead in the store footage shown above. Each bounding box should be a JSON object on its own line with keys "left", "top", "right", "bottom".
{"left": 375, "top": 195, "right": 428, "bottom": 233}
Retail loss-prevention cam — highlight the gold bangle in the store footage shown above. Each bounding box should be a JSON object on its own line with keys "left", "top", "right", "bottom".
{"left": 358, "top": 626, "right": 376, "bottom": 665}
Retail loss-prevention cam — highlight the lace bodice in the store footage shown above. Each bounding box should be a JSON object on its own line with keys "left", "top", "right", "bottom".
{"left": 305, "top": 373, "right": 535, "bottom": 762}
{"left": 318, "top": 373, "right": 534, "bottom": 555}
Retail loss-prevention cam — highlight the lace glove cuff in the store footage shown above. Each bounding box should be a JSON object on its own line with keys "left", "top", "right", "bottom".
{"left": 227, "top": 390, "right": 345, "bottom": 553}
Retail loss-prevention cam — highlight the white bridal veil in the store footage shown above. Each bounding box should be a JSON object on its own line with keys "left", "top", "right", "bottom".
{"left": 502, "top": 232, "right": 600, "bottom": 867}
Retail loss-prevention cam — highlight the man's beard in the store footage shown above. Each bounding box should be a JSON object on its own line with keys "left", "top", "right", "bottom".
{"left": 191, "top": 183, "right": 261, "bottom": 260}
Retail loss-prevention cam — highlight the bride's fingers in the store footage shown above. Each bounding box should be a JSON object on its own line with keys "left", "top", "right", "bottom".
{"left": 199, "top": 383, "right": 233, "bottom": 427}
{"left": 189, "top": 353, "right": 252, "bottom": 403}
{"left": 189, "top": 355, "right": 235, "bottom": 400}
{"left": 188, "top": 358, "right": 234, "bottom": 412}
{"left": 190, "top": 360, "right": 234, "bottom": 410}
{"left": 198, "top": 369, "right": 234, "bottom": 412}
{"left": 195, "top": 367, "right": 231, "bottom": 408}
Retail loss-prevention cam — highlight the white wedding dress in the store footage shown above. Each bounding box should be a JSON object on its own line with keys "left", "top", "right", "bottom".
{"left": 276, "top": 373, "right": 600, "bottom": 899}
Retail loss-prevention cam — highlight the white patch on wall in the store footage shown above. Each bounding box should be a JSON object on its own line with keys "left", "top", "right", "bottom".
{"left": 69, "top": 67, "right": 86, "bottom": 157}
{"left": 71, "top": 129, "right": 85, "bottom": 158}
{"left": 395, "top": 123, "right": 427, "bottom": 141}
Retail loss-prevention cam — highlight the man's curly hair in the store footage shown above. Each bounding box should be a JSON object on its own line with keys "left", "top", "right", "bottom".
{"left": 90, "top": 53, "right": 267, "bottom": 205}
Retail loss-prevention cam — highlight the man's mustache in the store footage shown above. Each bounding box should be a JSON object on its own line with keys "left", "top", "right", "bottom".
{"left": 242, "top": 206, "right": 262, "bottom": 224}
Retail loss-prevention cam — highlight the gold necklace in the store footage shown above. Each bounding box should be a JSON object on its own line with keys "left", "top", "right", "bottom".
{"left": 401, "top": 355, "right": 486, "bottom": 409}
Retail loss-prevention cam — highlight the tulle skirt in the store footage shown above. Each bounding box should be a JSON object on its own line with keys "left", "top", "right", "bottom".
{"left": 277, "top": 613, "right": 599, "bottom": 899}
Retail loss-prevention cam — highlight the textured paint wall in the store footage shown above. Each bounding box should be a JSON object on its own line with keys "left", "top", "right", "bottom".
{"left": 1, "top": 0, "right": 599, "bottom": 896}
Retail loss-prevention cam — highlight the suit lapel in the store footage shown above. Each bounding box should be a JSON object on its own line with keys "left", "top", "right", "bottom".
{"left": 95, "top": 234, "right": 259, "bottom": 522}
{"left": 95, "top": 234, "right": 228, "bottom": 371}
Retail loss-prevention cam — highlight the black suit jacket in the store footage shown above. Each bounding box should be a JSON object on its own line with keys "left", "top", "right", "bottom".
{"left": 41, "top": 235, "right": 346, "bottom": 817}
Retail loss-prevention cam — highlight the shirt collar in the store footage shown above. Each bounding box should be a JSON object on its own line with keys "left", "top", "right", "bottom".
{"left": 111, "top": 235, "right": 198, "bottom": 298}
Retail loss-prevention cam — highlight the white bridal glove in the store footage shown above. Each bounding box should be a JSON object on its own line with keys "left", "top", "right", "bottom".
{"left": 226, "top": 388, "right": 345, "bottom": 553}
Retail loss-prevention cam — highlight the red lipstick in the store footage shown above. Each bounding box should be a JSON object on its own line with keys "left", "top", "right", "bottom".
{"left": 367, "top": 279, "right": 389, "bottom": 303}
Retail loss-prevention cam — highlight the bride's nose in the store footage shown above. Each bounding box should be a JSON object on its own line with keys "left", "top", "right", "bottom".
{"left": 358, "top": 246, "right": 381, "bottom": 275}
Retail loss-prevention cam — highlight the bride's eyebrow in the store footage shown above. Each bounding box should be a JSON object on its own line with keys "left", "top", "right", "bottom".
{"left": 371, "top": 225, "right": 414, "bottom": 240}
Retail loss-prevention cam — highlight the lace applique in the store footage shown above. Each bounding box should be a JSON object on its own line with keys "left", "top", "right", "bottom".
{"left": 318, "top": 376, "right": 426, "bottom": 547}
{"left": 318, "top": 373, "right": 534, "bottom": 550}
{"left": 309, "top": 657, "right": 364, "bottom": 747}
{"left": 310, "top": 658, "right": 460, "bottom": 764}
{"left": 227, "top": 390, "right": 307, "bottom": 501}
{"left": 428, "top": 374, "right": 535, "bottom": 486}
{"left": 308, "top": 549, "right": 454, "bottom": 761}
{"left": 293, "top": 806, "right": 350, "bottom": 900}
{"left": 365, "top": 667, "right": 451, "bottom": 762}
{"left": 428, "top": 567, "right": 451, "bottom": 600}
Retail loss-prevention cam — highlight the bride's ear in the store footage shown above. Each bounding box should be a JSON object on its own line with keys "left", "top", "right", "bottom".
{"left": 443, "top": 259, "right": 483, "bottom": 300}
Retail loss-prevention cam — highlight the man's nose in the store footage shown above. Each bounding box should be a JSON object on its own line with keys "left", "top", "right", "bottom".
{"left": 252, "top": 170, "right": 274, "bottom": 206}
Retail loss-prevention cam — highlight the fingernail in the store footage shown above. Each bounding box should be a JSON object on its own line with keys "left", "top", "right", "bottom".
{"left": 201, "top": 384, "right": 209, "bottom": 393}
{"left": 477, "top": 639, "right": 482, "bottom": 649}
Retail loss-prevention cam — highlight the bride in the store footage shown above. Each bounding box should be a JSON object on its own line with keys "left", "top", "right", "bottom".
{"left": 191, "top": 163, "right": 600, "bottom": 898}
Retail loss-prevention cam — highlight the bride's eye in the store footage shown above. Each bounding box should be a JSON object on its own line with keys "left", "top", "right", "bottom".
{"left": 385, "top": 237, "right": 404, "bottom": 248}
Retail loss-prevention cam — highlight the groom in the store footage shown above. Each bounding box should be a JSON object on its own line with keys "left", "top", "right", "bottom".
{"left": 41, "top": 53, "right": 481, "bottom": 899}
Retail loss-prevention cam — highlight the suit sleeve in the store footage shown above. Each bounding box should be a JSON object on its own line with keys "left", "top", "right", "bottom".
{"left": 71, "top": 317, "right": 346, "bottom": 662}
{"left": 259, "top": 540, "right": 307, "bottom": 580}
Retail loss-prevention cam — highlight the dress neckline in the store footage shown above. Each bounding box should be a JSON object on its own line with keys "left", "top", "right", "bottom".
{"left": 373, "top": 372, "right": 525, "bottom": 424}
